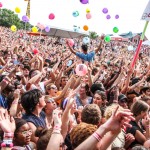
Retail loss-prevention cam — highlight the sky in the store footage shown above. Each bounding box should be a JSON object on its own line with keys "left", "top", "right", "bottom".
{"left": 0, "top": 0, "right": 150, "bottom": 39}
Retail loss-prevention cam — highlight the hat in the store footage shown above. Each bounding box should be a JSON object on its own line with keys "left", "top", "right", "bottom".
{"left": 118, "top": 94, "right": 127, "bottom": 102}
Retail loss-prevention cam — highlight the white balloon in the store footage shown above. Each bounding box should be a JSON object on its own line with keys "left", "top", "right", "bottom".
{"left": 83, "top": 37, "right": 90, "bottom": 44}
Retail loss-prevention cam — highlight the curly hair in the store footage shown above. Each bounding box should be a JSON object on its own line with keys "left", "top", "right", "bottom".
{"left": 21, "top": 89, "right": 42, "bottom": 114}
{"left": 70, "top": 122, "right": 97, "bottom": 149}
{"left": 35, "top": 127, "right": 53, "bottom": 150}
{"left": 104, "top": 103, "right": 123, "bottom": 120}
{"left": 81, "top": 104, "right": 101, "bottom": 125}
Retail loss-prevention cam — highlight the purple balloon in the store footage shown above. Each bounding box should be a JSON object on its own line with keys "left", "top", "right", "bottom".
{"left": 102, "top": 8, "right": 108, "bottom": 14}
{"left": 106, "top": 15, "right": 111, "bottom": 20}
{"left": 80, "top": 0, "right": 88, "bottom": 4}
{"left": 115, "top": 15, "right": 119, "bottom": 19}
{"left": 45, "top": 26, "right": 50, "bottom": 32}
{"left": 22, "top": 15, "right": 29, "bottom": 23}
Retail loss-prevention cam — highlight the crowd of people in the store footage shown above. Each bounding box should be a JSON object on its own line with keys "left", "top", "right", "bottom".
{"left": 0, "top": 26, "right": 150, "bottom": 150}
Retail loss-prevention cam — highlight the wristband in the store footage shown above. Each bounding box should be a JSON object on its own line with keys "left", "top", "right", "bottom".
{"left": 2, "top": 79, "right": 8, "bottom": 84}
{"left": 92, "top": 132, "right": 102, "bottom": 142}
{"left": 12, "top": 100, "right": 19, "bottom": 104}
{"left": 53, "top": 125, "right": 61, "bottom": 131}
{"left": 4, "top": 133, "right": 14, "bottom": 138}
{"left": 146, "top": 125, "right": 150, "bottom": 128}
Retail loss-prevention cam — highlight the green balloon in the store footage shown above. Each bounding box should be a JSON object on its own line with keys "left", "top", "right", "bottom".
{"left": 113, "top": 27, "right": 119, "bottom": 33}
{"left": 104, "top": 36, "right": 111, "bottom": 42}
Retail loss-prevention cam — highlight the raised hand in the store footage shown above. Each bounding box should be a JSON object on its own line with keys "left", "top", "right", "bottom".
{"left": 103, "top": 106, "right": 135, "bottom": 134}
{"left": 52, "top": 108, "right": 62, "bottom": 127}
{"left": 0, "top": 110, "right": 16, "bottom": 133}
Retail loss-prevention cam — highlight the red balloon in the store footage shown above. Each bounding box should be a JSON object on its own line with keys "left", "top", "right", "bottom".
{"left": 49, "top": 13, "right": 55, "bottom": 20}
{"left": 0, "top": 2, "right": 3, "bottom": 8}
{"left": 33, "top": 49, "right": 39, "bottom": 55}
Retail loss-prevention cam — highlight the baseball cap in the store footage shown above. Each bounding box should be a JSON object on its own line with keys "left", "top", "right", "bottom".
{"left": 118, "top": 94, "right": 127, "bottom": 102}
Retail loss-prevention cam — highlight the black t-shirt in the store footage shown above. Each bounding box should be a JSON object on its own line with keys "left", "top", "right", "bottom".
{"left": 126, "top": 120, "right": 145, "bottom": 148}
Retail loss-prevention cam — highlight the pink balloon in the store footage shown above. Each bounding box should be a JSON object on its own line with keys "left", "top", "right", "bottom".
{"left": 0, "top": 2, "right": 2, "bottom": 8}
{"left": 75, "top": 64, "right": 88, "bottom": 76}
{"left": 67, "top": 39, "right": 74, "bottom": 47}
{"left": 86, "top": 13, "right": 92, "bottom": 19}
{"left": 49, "top": 13, "right": 55, "bottom": 20}
{"left": 33, "top": 49, "right": 39, "bottom": 55}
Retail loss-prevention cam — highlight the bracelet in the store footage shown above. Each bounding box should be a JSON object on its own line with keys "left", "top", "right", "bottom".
{"left": 146, "top": 125, "right": 150, "bottom": 128}
{"left": 2, "top": 79, "right": 8, "bottom": 84}
{"left": 53, "top": 125, "right": 61, "bottom": 131}
{"left": 92, "top": 132, "right": 102, "bottom": 142}
{"left": 4, "top": 133, "right": 14, "bottom": 138}
{"left": 52, "top": 130, "right": 61, "bottom": 134}
{"left": 12, "top": 100, "right": 19, "bottom": 104}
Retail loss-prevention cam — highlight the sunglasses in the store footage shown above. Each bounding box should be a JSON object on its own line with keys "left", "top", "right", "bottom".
{"left": 47, "top": 98, "right": 55, "bottom": 103}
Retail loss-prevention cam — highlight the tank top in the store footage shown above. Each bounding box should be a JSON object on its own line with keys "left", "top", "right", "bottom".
{"left": 22, "top": 111, "right": 46, "bottom": 128}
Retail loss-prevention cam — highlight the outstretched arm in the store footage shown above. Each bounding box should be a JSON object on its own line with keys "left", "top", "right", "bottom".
{"left": 66, "top": 40, "right": 76, "bottom": 55}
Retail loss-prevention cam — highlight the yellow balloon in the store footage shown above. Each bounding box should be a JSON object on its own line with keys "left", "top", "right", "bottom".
{"left": 86, "top": 8, "right": 90, "bottom": 13}
{"left": 32, "top": 26, "right": 38, "bottom": 33}
{"left": 11, "top": 25, "right": 17, "bottom": 32}
{"left": 15, "top": 7, "right": 21, "bottom": 13}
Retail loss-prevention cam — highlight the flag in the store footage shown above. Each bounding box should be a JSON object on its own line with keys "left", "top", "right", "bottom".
{"left": 141, "top": 0, "right": 150, "bottom": 21}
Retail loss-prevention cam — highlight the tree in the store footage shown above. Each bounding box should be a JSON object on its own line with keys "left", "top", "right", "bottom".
{"left": 89, "top": 31, "right": 98, "bottom": 39}
{"left": 0, "top": 8, "right": 32, "bottom": 30}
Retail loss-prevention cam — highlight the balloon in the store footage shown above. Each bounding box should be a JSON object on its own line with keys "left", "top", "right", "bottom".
{"left": 113, "top": 27, "right": 119, "bottom": 33}
{"left": 83, "top": 37, "right": 90, "bottom": 44}
{"left": 106, "top": 15, "right": 111, "bottom": 19}
{"left": 104, "top": 36, "right": 111, "bottom": 42}
{"left": 15, "top": 7, "right": 21, "bottom": 13}
{"left": 37, "top": 23, "right": 45, "bottom": 30}
{"left": 32, "top": 26, "right": 38, "bottom": 33}
{"left": 115, "top": 14, "right": 119, "bottom": 19}
{"left": 83, "top": 25, "right": 89, "bottom": 31}
{"left": 86, "top": 13, "right": 92, "bottom": 19}
{"left": 80, "top": 0, "right": 89, "bottom": 4}
{"left": 72, "top": 11, "right": 79, "bottom": 17}
{"left": 102, "top": 8, "right": 108, "bottom": 14}
{"left": 86, "top": 8, "right": 90, "bottom": 13}
{"left": 45, "top": 26, "right": 50, "bottom": 32}
{"left": 75, "top": 64, "right": 88, "bottom": 76}
{"left": 67, "top": 39, "right": 74, "bottom": 47}
{"left": 49, "top": 13, "right": 55, "bottom": 20}
{"left": 22, "top": 15, "right": 29, "bottom": 23}
{"left": 0, "top": 2, "right": 3, "bottom": 8}
{"left": 11, "top": 25, "right": 17, "bottom": 32}
{"left": 33, "top": 49, "right": 39, "bottom": 55}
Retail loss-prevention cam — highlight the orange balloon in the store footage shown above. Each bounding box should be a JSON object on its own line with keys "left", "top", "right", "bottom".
{"left": 83, "top": 25, "right": 88, "bottom": 31}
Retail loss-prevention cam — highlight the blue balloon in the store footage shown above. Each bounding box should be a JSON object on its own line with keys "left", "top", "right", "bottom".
{"left": 72, "top": 11, "right": 79, "bottom": 17}
{"left": 83, "top": 37, "right": 90, "bottom": 44}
